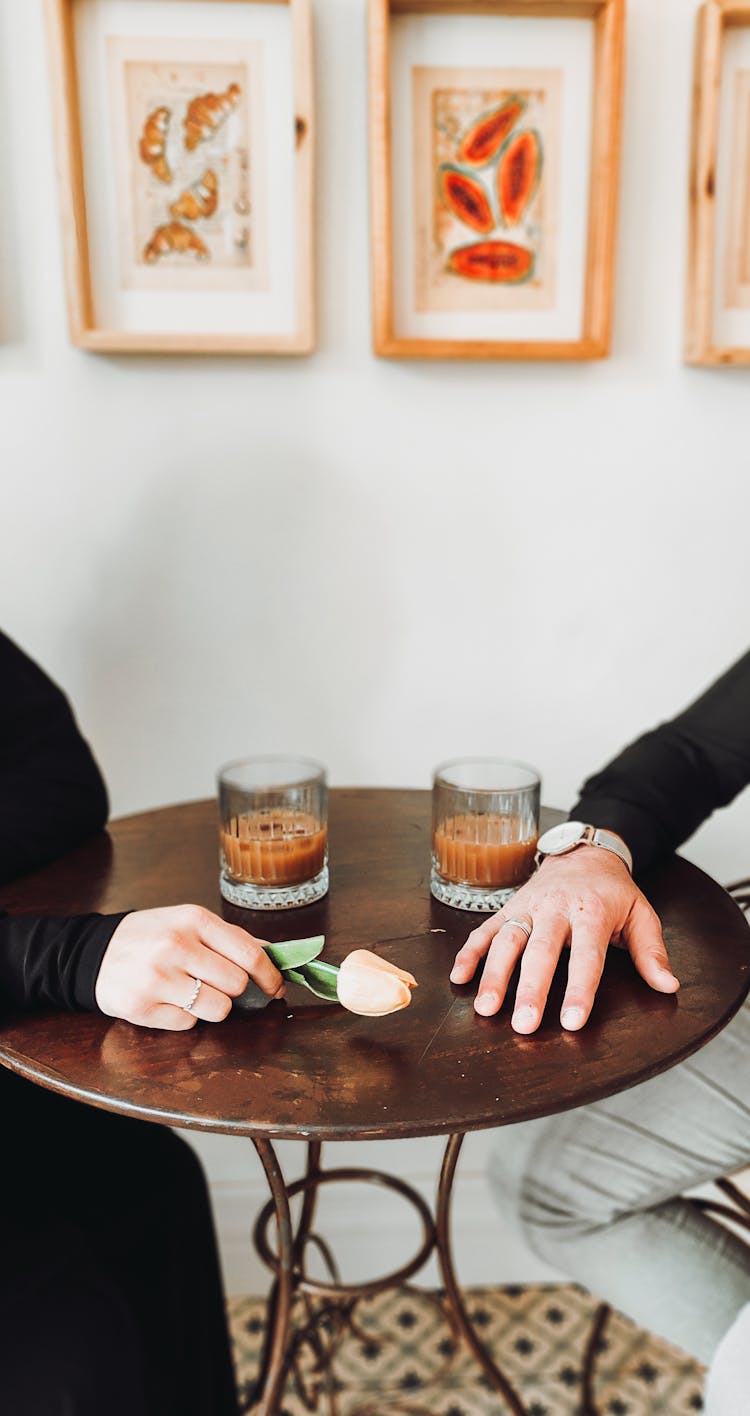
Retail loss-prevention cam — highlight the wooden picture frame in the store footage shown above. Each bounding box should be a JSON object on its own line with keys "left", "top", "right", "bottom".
{"left": 686, "top": 0, "right": 750, "bottom": 365}
{"left": 368, "top": 0, "right": 625, "bottom": 361}
{"left": 45, "top": 0, "right": 315, "bottom": 354}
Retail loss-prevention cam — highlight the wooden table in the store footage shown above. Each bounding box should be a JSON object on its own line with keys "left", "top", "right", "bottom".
{"left": 1, "top": 791, "right": 749, "bottom": 1416}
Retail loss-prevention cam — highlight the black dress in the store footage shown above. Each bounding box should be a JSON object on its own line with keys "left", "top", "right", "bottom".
{"left": 0, "top": 631, "right": 239, "bottom": 1416}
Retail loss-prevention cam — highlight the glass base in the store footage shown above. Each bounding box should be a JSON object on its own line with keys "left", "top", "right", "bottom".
{"left": 220, "top": 864, "right": 329, "bottom": 911}
{"left": 430, "top": 867, "right": 516, "bottom": 913}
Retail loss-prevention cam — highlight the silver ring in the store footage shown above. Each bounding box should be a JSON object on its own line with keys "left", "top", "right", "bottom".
{"left": 500, "top": 917, "right": 532, "bottom": 941}
{"left": 183, "top": 977, "right": 203, "bottom": 1013}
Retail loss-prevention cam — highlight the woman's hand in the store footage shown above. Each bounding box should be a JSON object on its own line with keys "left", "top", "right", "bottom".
{"left": 449, "top": 846, "right": 679, "bottom": 1033}
{"left": 95, "top": 905, "right": 285, "bottom": 1030}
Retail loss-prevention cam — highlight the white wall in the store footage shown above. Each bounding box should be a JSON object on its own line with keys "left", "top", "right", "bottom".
{"left": 2, "top": 0, "right": 749, "bottom": 1295}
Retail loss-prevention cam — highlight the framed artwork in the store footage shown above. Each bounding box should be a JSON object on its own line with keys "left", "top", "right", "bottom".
{"left": 368, "top": 0, "right": 625, "bottom": 361}
{"left": 686, "top": 0, "right": 750, "bottom": 365}
{"left": 45, "top": 0, "right": 315, "bottom": 354}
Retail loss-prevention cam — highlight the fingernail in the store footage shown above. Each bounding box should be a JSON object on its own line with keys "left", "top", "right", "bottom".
{"left": 475, "top": 990, "right": 499, "bottom": 1016}
{"left": 450, "top": 965, "right": 466, "bottom": 983}
{"left": 512, "top": 1004, "right": 538, "bottom": 1032}
{"left": 561, "top": 1006, "right": 586, "bottom": 1030}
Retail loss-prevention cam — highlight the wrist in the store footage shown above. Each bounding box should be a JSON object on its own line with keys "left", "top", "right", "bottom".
{"left": 537, "top": 821, "right": 633, "bottom": 875}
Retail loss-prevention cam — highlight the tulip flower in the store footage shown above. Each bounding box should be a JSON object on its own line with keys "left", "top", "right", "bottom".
{"left": 335, "top": 949, "right": 417, "bottom": 1016}
{"left": 253, "top": 937, "right": 417, "bottom": 1016}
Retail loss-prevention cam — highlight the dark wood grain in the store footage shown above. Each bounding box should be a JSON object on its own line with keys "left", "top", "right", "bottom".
{"left": 1, "top": 792, "right": 748, "bottom": 1140}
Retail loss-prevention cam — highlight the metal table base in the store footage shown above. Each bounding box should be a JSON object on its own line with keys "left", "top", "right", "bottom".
{"left": 249, "top": 1135, "right": 608, "bottom": 1416}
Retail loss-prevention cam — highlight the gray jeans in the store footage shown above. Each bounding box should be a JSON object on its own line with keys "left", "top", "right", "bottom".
{"left": 489, "top": 995, "right": 750, "bottom": 1363}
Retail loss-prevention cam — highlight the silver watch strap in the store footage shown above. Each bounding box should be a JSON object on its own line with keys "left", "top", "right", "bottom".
{"left": 582, "top": 825, "right": 633, "bottom": 875}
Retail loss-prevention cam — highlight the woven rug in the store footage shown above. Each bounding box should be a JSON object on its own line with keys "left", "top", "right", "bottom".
{"left": 228, "top": 1283, "right": 705, "bottom": 1415}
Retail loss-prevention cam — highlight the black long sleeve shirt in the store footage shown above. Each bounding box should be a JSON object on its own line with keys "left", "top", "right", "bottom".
{"left": 0, "top": 632, "right": 125, "bottom": 1012}
{"left": 571, "top": 648, "right": 750, "bottom": 876}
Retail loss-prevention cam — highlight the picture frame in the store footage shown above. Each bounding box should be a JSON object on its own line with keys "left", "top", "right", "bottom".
{"left": 45, "top": 0, "right": 315, "bottom": 354}
{"left": 368, "top": 0, "right": 625, "bottom": 361}
{"left": 686, "top": 0, "right": 750, "bottom": 365}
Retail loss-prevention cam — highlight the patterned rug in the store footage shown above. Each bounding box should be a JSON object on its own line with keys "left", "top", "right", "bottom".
{"left": 228, "top": 1283, "right": 705, "bottom": 1415}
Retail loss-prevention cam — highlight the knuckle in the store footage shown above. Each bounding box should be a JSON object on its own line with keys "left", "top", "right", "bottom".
{"left": 526, "top": 934, "right": 555, "bottom": 956}
{"left": 230, "top": 968, "right": 250, "bottom": 997}
{"left": 178, "top": 903, "right": 209, "bottom": 931}
{"left": 242, "top": 939, "right": 264, "bottom": 969}
{"left": 159, "top": 927, "right": 184, "bottom": 955}
{"left": 573, "top": 936, "right": 605, "bottom": 963}
{"left": 546, "top": 888, "right": 571, "bottom": 915}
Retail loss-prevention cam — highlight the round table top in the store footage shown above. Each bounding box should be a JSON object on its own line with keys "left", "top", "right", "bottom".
{"left": 0, "top": 791, "right": 748, "bottom": 1141}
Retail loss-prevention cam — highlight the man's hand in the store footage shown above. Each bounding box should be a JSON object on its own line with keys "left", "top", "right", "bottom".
{"left": 95, "top": 905, "right": 285, "bottom": 1030}
{"left": 449, "top": 846, "right": 679, "bottom": 1033}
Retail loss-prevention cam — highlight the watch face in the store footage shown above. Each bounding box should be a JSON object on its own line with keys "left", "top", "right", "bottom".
{"left": 537, "top": 821, "right": 585, "bottom": 854}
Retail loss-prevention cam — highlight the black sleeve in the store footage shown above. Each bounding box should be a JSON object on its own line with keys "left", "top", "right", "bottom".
{"left": 0, "top": 912, "right": 128, "bottom": 1014}
{"left": 0, "top": 630, "right": 125, "bottom": 1012}
{"left": 571, "top": 649, "right": 750, "bottom": 875}
{"left": 0, "top": 630, "right": 109, "bottom": 884}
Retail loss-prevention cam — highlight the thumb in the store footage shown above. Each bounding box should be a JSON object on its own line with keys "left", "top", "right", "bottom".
{"left": 623, "top": 897, "right": 679, "bottom": 993}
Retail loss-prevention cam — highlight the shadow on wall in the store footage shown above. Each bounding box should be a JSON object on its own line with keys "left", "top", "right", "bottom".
{"left": 76, "top": 435, "right": 400, "bottom": 812}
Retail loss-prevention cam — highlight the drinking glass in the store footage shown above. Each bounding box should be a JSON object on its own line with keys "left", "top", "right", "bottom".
{"left": 431, "top": 758, "right": 540, "bottom": 911}
{"left": 218, "top": 756, "right": 328, "bottom": 909}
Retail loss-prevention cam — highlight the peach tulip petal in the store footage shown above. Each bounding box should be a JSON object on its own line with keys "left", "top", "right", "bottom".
{"left": 336, "top": 961, "right": 413, "bottom": 1016}
{"left": 340, "top": 949, "right": 417, "bottom": 989}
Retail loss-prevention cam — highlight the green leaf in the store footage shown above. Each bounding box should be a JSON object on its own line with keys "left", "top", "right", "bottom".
{"left": 264, "top": 935, "right": 326, "bottom": 971}
{"left": 284, "top": 959, "right": 340, "bottom": 1004}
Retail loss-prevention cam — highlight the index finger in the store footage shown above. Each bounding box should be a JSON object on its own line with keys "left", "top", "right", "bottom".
{"left": 450, "top": 914, "right": 506, "bottom": 984}
{"left": 194, "top": 910, "right": 285, "bottom": 997}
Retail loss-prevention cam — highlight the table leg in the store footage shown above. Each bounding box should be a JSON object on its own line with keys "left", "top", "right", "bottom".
{"left": 294, "top": 1141, "right": 323, "bottom": 1272}
{"left": 251, "top": 1135, "right": 533, "bottom": 1415}
{"left": 251, "top": 1138, "right": 296, "bottom": 1416}
{"left": 436, "top": 1132, "right": 528, "bottom": 1416}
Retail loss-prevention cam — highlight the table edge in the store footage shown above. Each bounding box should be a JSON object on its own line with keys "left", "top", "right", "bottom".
{"left": 2, "top": 959, "right": 748, "bottom": 1142}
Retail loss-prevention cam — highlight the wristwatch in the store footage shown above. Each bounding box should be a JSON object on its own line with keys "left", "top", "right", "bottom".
{"left": 536, "top": 821, "right": 633, "bottom": 875}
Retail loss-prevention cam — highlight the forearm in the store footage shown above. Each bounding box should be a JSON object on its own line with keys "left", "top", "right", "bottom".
{"left": 0, "top": 912, "right": 127, "bottom": 1012}
{"left": 572, "top": 650, "right": 750, "bottom": 874}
